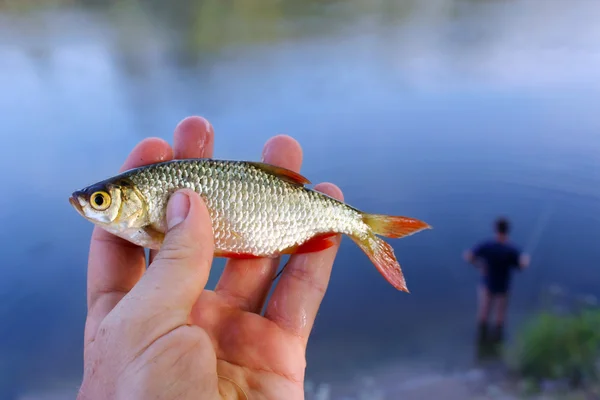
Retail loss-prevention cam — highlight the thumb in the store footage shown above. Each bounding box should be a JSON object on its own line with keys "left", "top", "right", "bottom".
{"left": 125, "top": 189, "right": 214, "bottom": 320}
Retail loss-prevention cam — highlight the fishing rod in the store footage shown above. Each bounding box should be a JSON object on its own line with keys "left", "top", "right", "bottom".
{"left": 522, "top": 202, "right": 555, "bottom": 304}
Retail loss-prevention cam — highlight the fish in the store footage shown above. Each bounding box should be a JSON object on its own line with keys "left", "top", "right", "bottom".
{"left": 69, "top": 159, "right": 431, "bottom": 292}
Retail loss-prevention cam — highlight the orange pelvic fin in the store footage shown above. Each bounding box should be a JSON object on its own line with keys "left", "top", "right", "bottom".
{"left": 282, "top": 233, "right": 337, "bottom": 255}
{"left": 351, "top": 234, "right": 409, "bottom": 292}
{"left": 247, "top": 161, "right": 311, "bottom": 186}
{"left": 362, "top": 213, "right": 431, "bottom": 238}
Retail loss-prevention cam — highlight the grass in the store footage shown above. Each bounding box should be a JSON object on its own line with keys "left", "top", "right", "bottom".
{"left": 507, "top": 306, "right": 600, "bottom": 390}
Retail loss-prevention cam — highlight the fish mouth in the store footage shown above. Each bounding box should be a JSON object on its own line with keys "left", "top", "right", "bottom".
{"left": 69, "top": 192, "right": 84, "bottom": 215}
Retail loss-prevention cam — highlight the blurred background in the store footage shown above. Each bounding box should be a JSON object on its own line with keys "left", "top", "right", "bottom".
{"left": 1, "top": 0, "right": 600, "bottom": 399}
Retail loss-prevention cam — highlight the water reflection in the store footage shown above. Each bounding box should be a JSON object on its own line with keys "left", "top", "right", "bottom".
{"left": 1, "top": 0, "right": 600, "bottom": 398}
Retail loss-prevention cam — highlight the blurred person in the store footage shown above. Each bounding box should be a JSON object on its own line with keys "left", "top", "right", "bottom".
{"left": 76, "top": 116, "right": 344, "bottom": 400}
{"left": 463, "top": 217, "right": 530, "bottom": 344}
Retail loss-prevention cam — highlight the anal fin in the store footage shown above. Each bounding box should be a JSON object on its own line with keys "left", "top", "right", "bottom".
{"left": 281, "top": 233, "right": 338, "bottom": 255}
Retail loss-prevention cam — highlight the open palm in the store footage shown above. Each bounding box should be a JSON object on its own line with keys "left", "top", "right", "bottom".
{"left": 79, "top": 116, "right": 343, "bottom": 399}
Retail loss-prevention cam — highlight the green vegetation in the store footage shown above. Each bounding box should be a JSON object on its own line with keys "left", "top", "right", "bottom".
{"left": 508, "top": 306, "right": 600, "bottom": 390}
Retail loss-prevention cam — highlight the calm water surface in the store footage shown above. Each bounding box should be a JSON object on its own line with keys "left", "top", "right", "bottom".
{"left": 1, "top": 0, "right": 600, "bottom": 397}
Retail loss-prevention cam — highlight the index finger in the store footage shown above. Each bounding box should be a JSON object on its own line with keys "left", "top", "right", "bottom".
{"left": 84, "top": 138, "right": 173, "bottom": 345}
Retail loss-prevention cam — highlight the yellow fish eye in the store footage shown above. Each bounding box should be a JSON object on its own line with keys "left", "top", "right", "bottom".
{"left": 90, "top": 191, "right": 111, "bottom": 211}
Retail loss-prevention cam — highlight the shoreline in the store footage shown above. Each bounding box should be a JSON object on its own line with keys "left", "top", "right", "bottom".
{"left": 305, "top": 361, "right": 594, "bottom": 400}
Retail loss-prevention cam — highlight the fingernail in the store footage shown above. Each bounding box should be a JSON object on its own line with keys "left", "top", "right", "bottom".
{"left": 202, "top": 117, "right": 213, "bottom": 133}
{"left": 167, "top": 192, "right": 190, "bottom": 230}
{"left": 261, "top": 139, "right": 274, "bottom": 162}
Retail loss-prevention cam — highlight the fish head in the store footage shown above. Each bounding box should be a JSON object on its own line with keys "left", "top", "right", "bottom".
{"left": 69, "top": 178, "right": 148, "bottom": 230}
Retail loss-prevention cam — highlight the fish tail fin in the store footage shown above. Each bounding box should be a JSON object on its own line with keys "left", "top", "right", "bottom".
{"left": 350, "top": 233, "right": 409, "bottom": 292}
{"left": 351, "top": 213, "right": 430, "bottom": 292}
{"left": 361, "top": 213, "right": 431, "bottom": 238}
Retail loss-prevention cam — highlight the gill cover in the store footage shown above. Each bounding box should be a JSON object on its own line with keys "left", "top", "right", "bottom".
{"left": 71, "top": 178, "right": 149, "bottom": 230}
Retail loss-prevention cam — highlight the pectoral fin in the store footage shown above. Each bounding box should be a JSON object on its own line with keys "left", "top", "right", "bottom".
{"left": 143, "top": 226, "right": 165, "bottom": 245}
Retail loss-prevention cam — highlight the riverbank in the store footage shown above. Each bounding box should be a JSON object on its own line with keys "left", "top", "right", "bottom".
{"left": 305, "top": 362, "right": 600, "bottom": 399}
{"left": 16, "top": 289, "right": 600, "bottom": 400}
{"left": 305, "top": 286, "right": 600, "bottom": 400}
{"left": 18, "top": 366, "right": 599, "bottom": 400}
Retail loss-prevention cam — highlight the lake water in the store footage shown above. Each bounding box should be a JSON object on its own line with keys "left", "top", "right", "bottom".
{"left": 1, "top": 0, "right": 600, "bottom": 398}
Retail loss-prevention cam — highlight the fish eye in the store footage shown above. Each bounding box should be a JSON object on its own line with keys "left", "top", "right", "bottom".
{"left": 90, "top": 191, "right": 111, "bottom": 211}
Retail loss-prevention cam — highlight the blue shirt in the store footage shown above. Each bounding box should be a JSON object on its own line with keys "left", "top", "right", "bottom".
{"left": 472, "top": 239, "right": 522, "bottom": 293}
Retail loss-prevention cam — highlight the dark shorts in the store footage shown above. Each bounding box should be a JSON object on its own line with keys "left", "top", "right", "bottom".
{"left": 481, "top": 276, "right": 510, "bottom": 295}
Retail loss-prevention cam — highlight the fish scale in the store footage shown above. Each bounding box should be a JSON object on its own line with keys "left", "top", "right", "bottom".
{"left": 127, "top": 160, "right": 362, "bottom": 256}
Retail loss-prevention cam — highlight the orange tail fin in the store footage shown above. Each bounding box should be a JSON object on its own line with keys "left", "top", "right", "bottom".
{"left": 353, "top": 213, "right": 431, "bottom": 292}
{"left": 362, "top": 213, "right": 431, "bottom": 238}
{"left": 350, "top": 234, "right": 409, "bottom": 292}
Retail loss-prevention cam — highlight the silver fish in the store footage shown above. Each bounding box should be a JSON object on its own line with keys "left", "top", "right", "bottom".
{"left": 70, "top": 159, "right": 430, "bottom": 291}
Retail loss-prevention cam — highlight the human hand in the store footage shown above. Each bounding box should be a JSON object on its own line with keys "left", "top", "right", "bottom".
{"left": 519, "top": 253, "right": 531, "bottom": 269}
{"left": 77, "top": 116, "right": 344, "bottom": 400}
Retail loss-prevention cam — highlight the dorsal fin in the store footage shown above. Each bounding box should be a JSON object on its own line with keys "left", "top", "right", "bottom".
{"left": 246, "top": 161, "right": 311, "bottom": 186}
